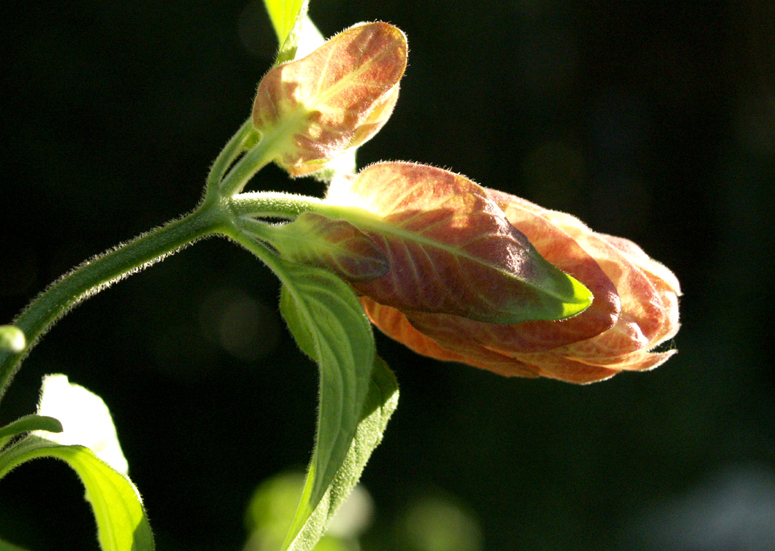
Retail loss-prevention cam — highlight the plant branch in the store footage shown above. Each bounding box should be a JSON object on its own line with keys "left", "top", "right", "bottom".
{"left": 207, "top": 118, "right": 260, "bottom": 189}
{"left": 219, "top": 124, "right": 289, "bottom": 197}
{"left": 230, "top": 191, "right": 325, "bottom": 219}
{"left": 0, "top": 202, "right": 233, "bottom": 404}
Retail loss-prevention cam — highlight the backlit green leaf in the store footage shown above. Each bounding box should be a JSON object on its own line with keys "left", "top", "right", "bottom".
{"left": 0, "top": 436, "right": 153, "bottom": 551}
{"left": 35, "top": 374, "right": 129, "bottom": 475}
{"left": 262, "top": 0, "right": 309, "bottom": 62}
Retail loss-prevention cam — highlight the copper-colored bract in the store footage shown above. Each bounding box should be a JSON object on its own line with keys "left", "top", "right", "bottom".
{"left": 358, "top": 171, "right": 681, "bottom": 384}
{"left": 252, "top": 22, "right": 407, "bottom": 176}
{"left": 327, "top": 162, "right": 593, "bottom": 324}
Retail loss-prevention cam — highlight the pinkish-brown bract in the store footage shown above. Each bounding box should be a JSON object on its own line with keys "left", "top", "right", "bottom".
{"left": 252, "top": 22, "right": 407, "bottom": 176}
{"left": 359, "top": 182, "right": 681, "bottom": 384}
{"left": 326, "top": 162, "right": 592, "bottom": 324}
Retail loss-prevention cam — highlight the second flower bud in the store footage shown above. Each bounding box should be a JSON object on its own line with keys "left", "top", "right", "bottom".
{"left": 252, "top": 22, "right": 407, "bottom": 177}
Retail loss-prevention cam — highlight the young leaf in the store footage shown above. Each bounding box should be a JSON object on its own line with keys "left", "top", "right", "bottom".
{"left": 275, "top": 260, "right": 378, "bottom": 547}
{"left": 262, "top": 0, "right": 309, "bottom": 61}
{"left": 0, "top": 414, "right": 62, "bottom": 450}
{"left": 261, "top": 212, "right": 390, "bottom": 282}
{"left": 326, "top": 162, "right": 592, "bottom": 324}
{"left": 0, "top": 436, "right": 154, "bottom": 551}
{"left": 283, "top": 356, "right": 398, "bottom": 551}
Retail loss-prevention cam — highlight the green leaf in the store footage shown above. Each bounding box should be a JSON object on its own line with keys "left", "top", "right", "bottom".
{"left": 276, "top": 261, "right": 386, "bottom": 549}
{"left": 262, "top": 0, "right": 309, "bottom": 62}
{"left": 278, "top": 262, "right": 374, "bottom": 506}
{"left": 283, "top": 357, "right": 399, "bottom": 551}
{"left": 34, "top": 374, "right": 129, "bottom": 475}
{"left": 0, "top": 436, "right": 154, "bottom": 551}
{"left": 0, "top": 414, "right": 62, "bottom": 449}
{"left": 0, "top": 326, "right": 25, "bottom": 354}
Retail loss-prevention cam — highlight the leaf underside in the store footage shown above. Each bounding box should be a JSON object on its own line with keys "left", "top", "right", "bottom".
{"left": 277, "top": 261, "right": 386, "bottom": 550}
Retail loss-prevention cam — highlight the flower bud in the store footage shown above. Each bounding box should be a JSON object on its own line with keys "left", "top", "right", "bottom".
{"left": 358, "top": 185, "right": 681, "bottom": 384}
{"left": 326, "top": 162, "right": 594, "bottom": 325}
{"left": 252, "top": 22, "right": 407, "bottom": 176}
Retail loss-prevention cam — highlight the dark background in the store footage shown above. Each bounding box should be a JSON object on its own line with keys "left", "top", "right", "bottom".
{"left": 1, "top": 1, "right": 773, "bottom": 550}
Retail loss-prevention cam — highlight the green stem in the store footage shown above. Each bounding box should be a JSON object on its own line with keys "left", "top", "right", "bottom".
{"left": 0, "top": 201, "right": 233, "bottom": 404}
{"left": 207, "top": 118, "right": 260, "bottom": 189}
{"left": 230, "top": 191, "right": 325, "bottom": 219}
{"left": 230, "top": 192, "right": 378, "bottom": 227}
{"left": 219, "top": 124, "right": 288, "bottom": 197}
{"left": 229, "top": 230, "right": 287, "bottom": 276}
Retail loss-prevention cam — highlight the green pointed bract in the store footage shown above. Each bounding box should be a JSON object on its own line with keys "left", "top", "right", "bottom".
{"left": 325, "top": 162, "right": 593, "bottom": 324}
{"left": 269, "top": 212, "right": 390, "bottom": 282}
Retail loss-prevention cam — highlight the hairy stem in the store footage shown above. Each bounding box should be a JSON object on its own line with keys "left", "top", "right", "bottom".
{"left": 231, "top": 191, "right": 325, "bottom": 219}
{"left": 0, "top": 200, "right": 233, "bottom": 403}
{"left": 219, "top": 123, "right": 289, "bottom": 197}
{"left": 207, "top": 118, "right": 260, "bottom": 189}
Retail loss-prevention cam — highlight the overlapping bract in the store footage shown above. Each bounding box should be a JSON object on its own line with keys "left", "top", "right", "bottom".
{"left": 348, "top": 166, "right": 681, "bottom": 384}
{"left": 252, "top": 22, "right": 407, "bottom": 176}
{"left": 326, "top": 162, "right": 592, "bottom": 324}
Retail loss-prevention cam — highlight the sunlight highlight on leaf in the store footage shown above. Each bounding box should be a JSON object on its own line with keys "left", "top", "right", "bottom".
{"left": 0, "top": 374, "right": 153, "bottom": 550}
{"left": 0, "top": 437, "right": 153, "bottom": 551}
{"left": 0, "top": 375, "right": 153, "bottom": 550}
{"left": 35, "top": 374, "right": 129, "bottom": 475}
{"left": 325, "top": 162, "right": 592, "bottom": 324}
